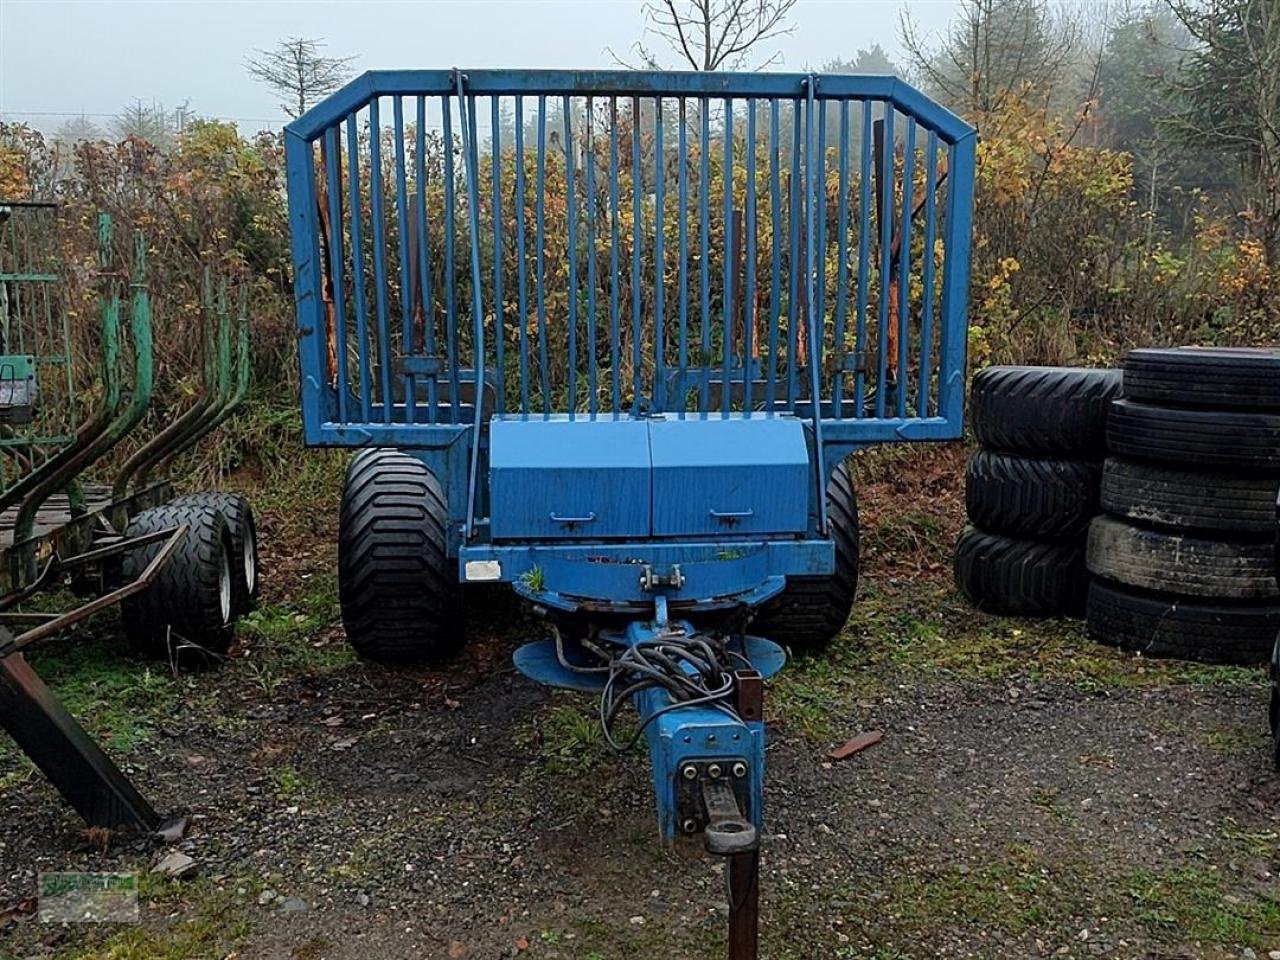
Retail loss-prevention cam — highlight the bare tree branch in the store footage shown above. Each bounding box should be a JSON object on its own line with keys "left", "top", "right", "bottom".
{"left": 638, "top": 0, "right": 797, "bottom": 71}
{"left": 246, "top": 37, "right": 357, "bottom": 118}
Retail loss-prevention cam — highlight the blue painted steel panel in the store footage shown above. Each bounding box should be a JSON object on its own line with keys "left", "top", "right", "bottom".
{"left": 459, "top": 538, "right": 834, "bottom": 611}
{"left": 649, "top": 417, "right": 809, "bottom": 537}
{"left": 488, "top": 418, "right": 650, "bottom": 540}
{"left": 643, "top": 686, "right": 765, "bottom": 840}
{"left": 285, "top": 67, "right": 978, "bottom": 547}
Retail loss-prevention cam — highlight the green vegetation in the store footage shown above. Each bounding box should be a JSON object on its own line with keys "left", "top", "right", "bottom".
{"left": 516, "top": 699, "right": 617, "bottom": 775}
{"left": 58, "top": 877, "right": 253, "bottom": 960}
{"left": 238, "top": 573, "right": 351, "bottom": 673}
{"left": 767, "top": 847, "right": 1280, "bottom": 954}
{"left": 520, "top": 565, "right": 547, "bottom": 593}
{"left": 772, "top": 580, "right": 1263, "bottom": 742}
{"left": 272, "top": 765, "right": 310, "bottom": 801}
{"left": 10, "top": 635, "right": 188, "bottom": 756}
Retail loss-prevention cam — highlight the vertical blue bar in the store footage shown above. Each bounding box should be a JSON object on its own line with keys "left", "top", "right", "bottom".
{"left": 631, "top": 96, "right": 642, "bottom": 415}
{"left": 786, "top": 99, "right": 801, "bottom": 408}
{"left": 743, "top": 99, "right": 756, "bottom": 416}
{"left": 442, "top": 97, "right": 460, "bottom": 422}
{"left": 414, "top": 96, "right": 438, "bottom": 422}
{"left": 767, "top": 100, "right": 781, "bottom": 415}
{"left": 585, "top": 97, "right": 599, "bottom": 418}
{"left": 720, "top": 99, "right": 733, "bottom": 418}
{"left": 609, "top": 99, "right": 621, "bottom": 416}
{"left": 457, "top": 75, "right": 488, "bottom": 540}
{"left": 803, "top": 77, "right": 827, "bottom": 534}
{"left": 564, "top": 95, "right": 578, "bottom": 418}
{"left": 515, "top": 97, "right": 530, "bottom": 416}
{"left": 653, "top": 98, "right": 666, "bottom": 412}
{"left": 875, "top": 103, "right": 894, "bottom": 419}
{"left": 536, "top": 97, "right": 550, "bottom": 416}
{"left": 285, "top": 128, "right": 328, "bottom": 441}
{"left": 918, "top": 130, "right": 939, "bottom": 418}
{"left": 854, "top": 101, "right": 872, "bottom": 417}
{"left": 814, "top": 98, "right": 828, "bottom": 413}
{"left": 323, "top": 127, "right": 349, "bottom": 424}
{"left": 938, "top": 133, "right": 976, "bottom": 428}
{"left": 677, "top": 98, "right": 689, "bottom": 418}
{"left": 896, "top": 118, "right": 916, "bottom": 420}
{"left": 699, "top": 98, "right": 711, "bottom": 416}
{"left": 368, "top": 98, "right": 394, "bottom": 423}
{"left": 832, "top": 100, "right": 850, "bottom": 419}
{"left": 393, "top": 97, "right": 415, "bottom": 423}
{"left": 491, "top": 97, "right": 506, "bottom": 415}
{"left": 345, "top": 113, "right": 372, "bottom": 422}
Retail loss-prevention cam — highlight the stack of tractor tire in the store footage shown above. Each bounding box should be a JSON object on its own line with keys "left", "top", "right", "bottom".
{"left": 1085, "top": 347, "right": 1280, "bottom": 666}
{"left": 955, "top": 366, "right": 1124, "bottom": 616}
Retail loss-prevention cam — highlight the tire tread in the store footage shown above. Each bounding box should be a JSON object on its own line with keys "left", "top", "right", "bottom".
{"left": 954, "top": 525, "right": 1087, "bottom": 617}
{"left": 337, "top": 450, "right": 463, "bottom": 661}
{"left": 1087, "top": 579, "right": 1278, "bottom": 665}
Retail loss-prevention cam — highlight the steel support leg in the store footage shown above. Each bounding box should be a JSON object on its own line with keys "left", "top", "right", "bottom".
{"left": 725, "top": 668, "right": 762, "bottom": 960}
{"left": 0, "top": 638, "right": 160, "bottom": 831}
{"left": 727, "top": 849, "right": 760, "bottom": 960}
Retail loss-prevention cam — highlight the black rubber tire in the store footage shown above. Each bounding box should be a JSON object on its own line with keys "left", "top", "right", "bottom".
{"left": 338, "top": 450, "right": 463, "bottom": 662}
{"left": 1274, "top": 485, "right": 1280, "bottom": 579}
{"left": 965, "top": 450, "right": 1100, "bottom": 540}
{"left": 121, "top": 502, "right": 235, "bottom": 661}
{"left": 1124, "top": 347, "right": 1280, "bottom": 411}
{"left": 1270, "top": 631, "right": 1280, "bottom": 734}
{"left": 1086, "top": 515, "right": 1280, "bottom": 600}
{"left": 169, "top": 491, "right": 258, "bottom": 615}
{"left": 1099, "top": 458, "right": 1278, "bottom": 538}
{"left": 1269, "top": 632, "right": 1280, "bottom": 767}
{"left": 953, "top": 525, "right": 1087, "bottom": 617}
{"left": 1087, "top": 579, "right": 1280, "bottom": 666}
{"left": 969, "top": 366, "right": 1123, "bottom": 458}
{"left": 752, "top": 460, "right": 859, "bottom": 653}
{"left": 1107, "top": 399, "right": 1280, "bottom": 471}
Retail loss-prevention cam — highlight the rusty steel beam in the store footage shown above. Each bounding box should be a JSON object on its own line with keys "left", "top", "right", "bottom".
{"left": 0, "top": 642, "right": 160, "bottom": 831}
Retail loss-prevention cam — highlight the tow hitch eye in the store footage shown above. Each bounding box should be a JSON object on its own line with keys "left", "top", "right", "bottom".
{"left": 701, "top": 780, "right": 759, "bottom": 856}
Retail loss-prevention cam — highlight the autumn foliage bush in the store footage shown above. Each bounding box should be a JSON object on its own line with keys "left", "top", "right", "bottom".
{"left": 968, "top": 96, "right": 1278, "bottom": 366}
{"left": 0, "top": 90, "right": 1276, "bottom": 473}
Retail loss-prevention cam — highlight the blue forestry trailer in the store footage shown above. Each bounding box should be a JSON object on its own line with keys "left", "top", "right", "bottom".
{"left": 285, "top": 68, "right": 974, "bottom": 955}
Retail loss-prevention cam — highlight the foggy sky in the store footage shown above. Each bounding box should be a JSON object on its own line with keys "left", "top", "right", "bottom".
{"left": 0, "top": 0, "right": 959, "bottom": 135}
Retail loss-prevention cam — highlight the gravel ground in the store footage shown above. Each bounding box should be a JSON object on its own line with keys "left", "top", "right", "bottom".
{"left": 1, "top": 446, "right": 1277, "bottom": 960}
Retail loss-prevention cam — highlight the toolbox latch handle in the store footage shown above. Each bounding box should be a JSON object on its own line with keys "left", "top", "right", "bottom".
{"left": 549, "top": 512, "right": 597, "bottom": 525}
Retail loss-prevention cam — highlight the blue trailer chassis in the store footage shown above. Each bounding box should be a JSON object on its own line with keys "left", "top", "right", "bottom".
{"left": 285, "top": 67, "right": 975, "bottom": 953}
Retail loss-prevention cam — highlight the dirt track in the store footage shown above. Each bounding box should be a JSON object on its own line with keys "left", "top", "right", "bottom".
{"left": 2, "top": 446, "right": 1278, "bottom": 959}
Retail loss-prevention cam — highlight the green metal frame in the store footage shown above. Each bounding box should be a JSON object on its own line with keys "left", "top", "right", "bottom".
{"left": 0, "top": 201, "right": 252, "bottom": 833}
{"left": 9, "top": 229, "right": 156, "bottom": 583}
{"left": 111, "top": 278, "right": 249, "bottom": 521}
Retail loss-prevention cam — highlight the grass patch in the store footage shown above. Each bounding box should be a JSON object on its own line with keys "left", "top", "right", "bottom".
{"left": 771, "top": 579, "right": 1264, "bottom": 742}
{"left": 568, "top": 914, "right": 713, "bottom": 960}
{"left": 812, "top": 847, "right": 1280, "bottom": 952}
{"left": 237, "top": 573, "right": 351, "bottom": 674}
{"left": 10, "top": 635, "right": 187, "bottom": 757}
{"left": 54, "top": 876, "right": 254, "bottom": 960}
{"left": 1193, "top": 725, "right": 1268, "bottom": 755}
{"left": 1121, "top": 865, "right": 1280, "bottom": 945}
{"left": 272, "top": 764, "right": 314, "bottom": 801}
{"left": 770, "top": 645, "right": 885, "bottom": 741}
{"left": 515, "top": 699, "right": 621, "bottom": 775}
{"left": 887, "top": 846, "right": 1068, "bottom": 935}
{"left": 872, "top": 582, "right": 1259, "bottom": 689}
